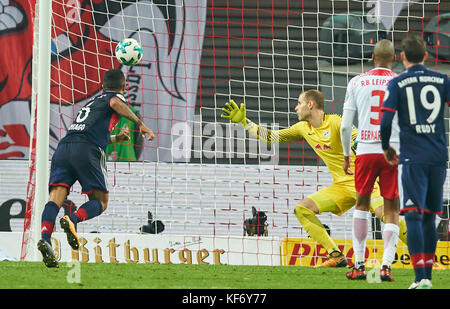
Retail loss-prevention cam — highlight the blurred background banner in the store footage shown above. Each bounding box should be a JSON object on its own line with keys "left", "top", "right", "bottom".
{"left": 0, "top": 0, "right": 34, "bottom": 159}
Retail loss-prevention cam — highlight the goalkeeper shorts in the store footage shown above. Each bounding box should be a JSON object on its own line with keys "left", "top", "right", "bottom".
{"left": 307, "top": 181, "right": 383, "bottom": 216}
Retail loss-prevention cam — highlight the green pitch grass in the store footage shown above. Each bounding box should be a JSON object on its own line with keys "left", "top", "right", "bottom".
{"left": 0, "top": 261, "right": 449, "bottom": 289}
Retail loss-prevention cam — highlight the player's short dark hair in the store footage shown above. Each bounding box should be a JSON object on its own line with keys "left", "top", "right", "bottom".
{"left": 303, "top": 89, "right": 325, "bottom": 110}
{"left": 401, "top": 36, "right": 427, "bottom": 64}
{"left": 103, "top": 69, "right": 125, "bottom": 91}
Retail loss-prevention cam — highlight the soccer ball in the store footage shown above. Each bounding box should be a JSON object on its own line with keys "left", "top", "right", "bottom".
{"left": 115, "top": 38, "right": 143, "bottom": 66}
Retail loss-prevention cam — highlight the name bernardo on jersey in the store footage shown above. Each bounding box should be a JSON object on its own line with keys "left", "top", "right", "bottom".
{"left": 360, "top": 129, "right": 381, "bottom": 141}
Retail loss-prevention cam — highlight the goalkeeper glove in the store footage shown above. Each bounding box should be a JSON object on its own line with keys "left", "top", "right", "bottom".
{"left": 221, "top": 99, "right": 248, "bottom": 128}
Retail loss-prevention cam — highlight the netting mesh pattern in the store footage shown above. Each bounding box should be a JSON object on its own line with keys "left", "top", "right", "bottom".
{"left": 21, "top": 0, "right": 450, "bottom": 243}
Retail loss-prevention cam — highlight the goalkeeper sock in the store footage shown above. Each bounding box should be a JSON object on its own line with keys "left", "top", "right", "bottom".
{"left": 398, "top": 217, "right": 408, "bottom": 246}
{"left": 70, "top": 200, "right": 103, "bottom": 224}
{"left": 380, "top": 215, "right": 407, "bottom": 246}
{"left": 352, "top": 209, "right": 369, "bottom": 268}
{"left": 294, "top": 205, "right": 340, "bottom": 254}
{"left": 381, "top": 223, "right": 399, "bottom": 268}
{"left": 423, "top": 212, "right": 437, "bottom": 280}
{"left": 41, "top": 201, "right": 60, "bottom": 243}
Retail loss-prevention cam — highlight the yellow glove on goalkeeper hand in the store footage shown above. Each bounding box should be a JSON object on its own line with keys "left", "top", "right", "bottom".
{"left": 220, "top": 99, "right": 248, "bottom": 127}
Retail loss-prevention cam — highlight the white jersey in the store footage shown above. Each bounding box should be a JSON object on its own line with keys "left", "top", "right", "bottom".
{"left": 343, "top": 67, "right": 400, "bottom": 155}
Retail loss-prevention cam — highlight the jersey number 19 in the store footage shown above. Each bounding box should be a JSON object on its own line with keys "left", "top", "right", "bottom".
{"left": 406, "top": 85, "right": 441, "bottom": 125}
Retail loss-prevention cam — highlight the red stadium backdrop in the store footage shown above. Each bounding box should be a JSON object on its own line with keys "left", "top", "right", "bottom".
{"left": 0, "top": 0, "right": 206, "bottom": 162}
{"left": 0, "top": 0, "right": 34, "bottom": 160}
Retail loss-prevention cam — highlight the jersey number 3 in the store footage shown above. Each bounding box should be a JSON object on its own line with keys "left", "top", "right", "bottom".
{"left": 370, "top": 90, "right": 385, "bottom": 125}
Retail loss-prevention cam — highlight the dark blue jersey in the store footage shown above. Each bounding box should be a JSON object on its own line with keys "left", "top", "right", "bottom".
{"left": 380, "top": 64, "right": 450, "bottom": 165}
{"left": 61, "top": 91, "right": 122, "bottom": 150}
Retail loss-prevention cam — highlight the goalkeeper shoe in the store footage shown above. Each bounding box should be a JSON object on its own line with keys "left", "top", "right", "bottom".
{"left": 37, "top": 239, "right": 59, "bottom": 268}
{"left": 60, "top": 215, "right": 80, "bottom": 250}
{"left": 379, "top": 265, "right": 394, "bottom": 282}
{"left": 346, "top": 266, "right": 366, "bottom": 280}
{"left": 315, "top": 250, "right": 347, "bottom": 267}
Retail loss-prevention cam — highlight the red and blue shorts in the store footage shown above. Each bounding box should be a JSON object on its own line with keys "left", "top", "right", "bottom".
{"left": 49, "top": 140, "right": 108, "bottom": 195}
{"left": 355, "top": 153, "right": 398, "bottom": 199}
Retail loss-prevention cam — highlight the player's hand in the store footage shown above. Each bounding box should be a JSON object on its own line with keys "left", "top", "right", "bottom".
{"left": 221, "top": 99, "right": 247, "bottom": 126}
{"left": 116, "top": 129, "right": 131, "bottom": 143}
{"left": 383, "top": 147, "right": 398, "bottom": 166}
{"left": 342, "top": 156, "right": 354, "bottom": 175}
{"left": 139, "top": 123, "right": 155, "bottom": 141}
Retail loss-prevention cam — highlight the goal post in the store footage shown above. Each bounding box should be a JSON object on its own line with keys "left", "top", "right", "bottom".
{"left": 21, "top": 0, "right": 52, "bottom": 261}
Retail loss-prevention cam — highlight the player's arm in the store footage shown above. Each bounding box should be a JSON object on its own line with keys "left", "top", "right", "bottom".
{"left": 220, "top": 99, "right": 302, "bottom": 145}
{"left": 109, "top": 97, "right": 154, "bottom": 141}
{"left": 380, "top": 110, "right": 397, "bottom": 165}
{"left": 109, "top": 129, "right": 130, "bottom": 144}
{"left": 340, "top": 80, "right": 357, "bottom": 175}
{"left": 133, "top": 110, "right": 144, "bottom": 159}
{"left": 340, "top": 108, "right": 356, "bottom": 175}
{"left": 446, "top": 75, "right": 450, "bottom": 106}
{"left": 380, "top": 85, "right": 398, "bottom": 165}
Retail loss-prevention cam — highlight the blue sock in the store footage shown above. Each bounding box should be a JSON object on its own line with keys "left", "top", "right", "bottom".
{"left": 69, "top": 200, "right": 103, "bottom": 224}
{"left": 404, "top": 211, "right": 425, "bottom": 282}
{"left": 423, "top": 212, "right": 437, "bottom": 280}
{"left": 41, "top": 201, "right": 60, "bottom": 243}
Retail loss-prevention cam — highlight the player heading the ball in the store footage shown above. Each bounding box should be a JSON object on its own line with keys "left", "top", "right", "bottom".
{"left": 38, "top": 69, "right": 154, "bottom": 268}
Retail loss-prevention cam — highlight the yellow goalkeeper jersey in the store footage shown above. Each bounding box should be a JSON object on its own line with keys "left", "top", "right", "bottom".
{"left": 247, "top": 114, "right": 357, "bottom": 184}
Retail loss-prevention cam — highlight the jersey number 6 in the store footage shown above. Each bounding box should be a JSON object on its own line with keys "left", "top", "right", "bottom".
{"left": 75, "top": 101, "right": 94, "bottom": 123}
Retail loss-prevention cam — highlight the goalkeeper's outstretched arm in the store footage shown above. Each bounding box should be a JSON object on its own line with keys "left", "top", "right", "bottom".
{"left": 221, "top": 100, "right": 302, "bottom": 145}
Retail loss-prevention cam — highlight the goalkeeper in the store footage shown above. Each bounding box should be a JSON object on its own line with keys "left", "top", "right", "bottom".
{"left": 221, "top": 89, "right": 407, "bottom": 267}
